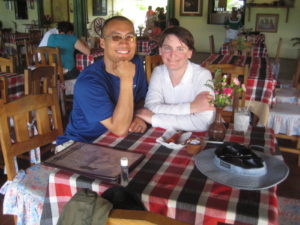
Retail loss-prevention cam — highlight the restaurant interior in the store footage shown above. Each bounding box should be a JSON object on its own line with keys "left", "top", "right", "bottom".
{"left": 0, "top": 0, "right": 300, "bottom": 225}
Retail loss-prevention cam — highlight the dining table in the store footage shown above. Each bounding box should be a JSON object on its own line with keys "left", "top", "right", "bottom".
{"left": 220, "top": 42, "right": 268, "bottom": 58}
{"left": 0, "top": 72, "right": 24, "bottom": 101}
{"left": 202, "top": 54, "right": 277, "bottom": 126}
{"left": 75, "top": 48, "right": 104, "bottom": 72}
{"left": 137, "top": 38, "right": 158, "bottom": 55}
{"left": 238, "top": 33, "right": 265, "bottom": 45}
{"left": 41, "top": 125, "right": 281, "bottom": 225}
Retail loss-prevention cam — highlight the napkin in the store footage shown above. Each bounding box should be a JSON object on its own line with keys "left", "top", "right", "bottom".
{"left": 156, "top": 130, "right": 192, "bottom": 150}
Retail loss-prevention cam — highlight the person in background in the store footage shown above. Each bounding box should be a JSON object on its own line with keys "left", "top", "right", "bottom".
{"left": 39, "top": 26, "right": 58, "bottom": 47}
{"left": 56, "top": 16, "right": 148, "bottom": 145}
{"left": 167, "top": 18, "right": 180, "bottom": 28}
{"left": 146, "top": 6, "right": 155, "bottom": 22}
{"left": 145, "top": 21, "right": 162, "bottom": 42}
{"left": 224, "top": 8, "right": 243, "bottom": 43}
{"left": 47, "top": 21, "right": 90, "bottom": 78}
{"left": 157, "top": 7, "right": 166, "bottom": 30}
{"left": 136, "top": 26, "right": 215, "bottom": 131}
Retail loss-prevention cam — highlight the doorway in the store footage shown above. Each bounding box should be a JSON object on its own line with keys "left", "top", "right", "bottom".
{"left": 113, "top": 0, "right": 167, "bottom": 30}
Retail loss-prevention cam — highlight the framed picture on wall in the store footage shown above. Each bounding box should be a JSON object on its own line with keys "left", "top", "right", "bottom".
{"left": 255, "top": 14, "right": 279, "bottom": 33}
{"left": 93, "top": 0, "right": 107, "bottom": 16}
{"left": 180, "top": 0, "right": 203, "bottom": 16}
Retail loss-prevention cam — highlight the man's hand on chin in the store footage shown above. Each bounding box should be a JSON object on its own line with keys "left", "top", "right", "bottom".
{"left": 129, "top": 117, "right": 147, "bottom": 133}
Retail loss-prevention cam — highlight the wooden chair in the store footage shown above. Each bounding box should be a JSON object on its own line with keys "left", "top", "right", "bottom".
{"left": 276, "top": 57, "right": 300, "bottom": 104}
{"left": 0, "top": 87, "right": 63, "bottom": 180}
{"left": 0, "top": 56, "right": 15, "bottom": 103}
{"left": 31, "top": 47, "right": 71, "bottom": 116}
{"left": 22, "top": 65, "right": 60, "bottom": 161}
{"left": 271, "top": 38, "right": 283, "bottom": 79}
{"left": 206, "top": 64, "right": 249, "bottom": 123}
{"left": 0, "top": 76, "right": 8, "bottom": 103}
{"left": 107, "top": 209, "right": 188, "bottom": 225}
{"left": 0, "top": 88, "right": 63, "bottom": 223}
{"left": 24, "top": 64, "right": 57, "bottom": 95}
{"left": 145, "top": 55, "right": 163, "bottom": 83}
{"left": 33, "top": 46, "right": 64, "bottom": 84}
{"left": 268, "top": 102, "right": 300, "bottom": 166}
{"left": 209, "top": 35, "right": 215, "bottom": 54}
{"left": 274, "top": 37, "right": 283, "bottom": 63}
{"left": 0, "top": 56, "right": 16, "bottom": 72}
{"left": 29, "top": 29, "right": 42, "bottom": 46}
{"left": 24, "top": 39, "right": 38, "bottom": 67}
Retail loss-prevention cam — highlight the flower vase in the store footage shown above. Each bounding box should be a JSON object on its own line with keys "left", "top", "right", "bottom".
{"left": 208, "top": 107, "right": 226, "bottom": 141}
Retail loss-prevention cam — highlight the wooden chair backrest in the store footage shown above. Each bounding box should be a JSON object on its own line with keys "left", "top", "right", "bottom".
{"left": 34, "top": 47, "right": 64, "bottom": 84}
{"left": 24, "top": 39, "right": 38, "bottom": 67}
{"left": 0, "top": 78, "right": 8, "bottom": 103}
{"left": 206, "top": 64, "right": 249, "bottom": 123}
{"left": 107, "top": 209, "right": 189, "bottom": 225}
{"left": 294, "top": 56, "right": 300, "bottom": 91}
{"left": 145, "top": 55, "right": 163, "bottom": 83}
{"left": 29, "top": 29, "right": 42, "bottom": 45}
{"left": 24, "top": 64, "right": 57, "bottom": 95}
{"left": 275, "top": 38, "right": 282, "bottom": 63}
{"left": 0, "top": 56, "right": 15, "bottom": 103}
{"left": 209, "top": 35, "right": 215, "bottom": 54}
{"left": 0, "top": 88, "right": 63, "bottom": 180}
{"left": 0, "top": 56, "right": 15, "bottom": 72}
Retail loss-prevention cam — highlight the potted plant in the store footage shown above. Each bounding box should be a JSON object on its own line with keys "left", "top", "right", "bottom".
{"left": 205, "top": 69, "right": 245, "bottom": 141}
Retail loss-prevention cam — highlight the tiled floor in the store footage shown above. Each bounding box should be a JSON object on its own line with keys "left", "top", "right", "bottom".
{"left": 0, "top": 52, "right": 299, "bottom": 224}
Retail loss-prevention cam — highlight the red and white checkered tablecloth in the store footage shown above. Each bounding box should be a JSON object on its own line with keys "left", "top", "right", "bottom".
{"left": 75, "top": 49, "right": 104, "bottom": 72}
{"left": 0, "top": 72, "right": 24, "bottom": 101}
{"left": 202, "top": 54, "right": 276, "bottom": 105}
{"left": 220, "top": 42, "right": 268, "bottom": 58}
{"left": 41, "top": 126, "right": 280, "bottom": 225}
{"left": 137, "top": 39, "right": 158, "bottom": 55}
{"left": 2, "top": 32, "right": 30, "bottom": 45}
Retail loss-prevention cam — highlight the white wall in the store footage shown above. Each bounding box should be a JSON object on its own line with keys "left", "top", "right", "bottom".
{"left": 0, "top": 1, "right": 38, "bottom": 33}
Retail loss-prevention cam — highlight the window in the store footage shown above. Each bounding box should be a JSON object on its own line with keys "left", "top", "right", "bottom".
{"left": 15, "top": 0, "right": 28, "bottom": 20}
{"left": 207, "top": 0, "right": 245, "bottom": 25}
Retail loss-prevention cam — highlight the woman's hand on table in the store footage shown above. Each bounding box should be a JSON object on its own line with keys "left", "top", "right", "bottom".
{"left": 135, "top": 108, "right": 153, "bottom": 125}
{"left": 129, "top": 116, "right": 147, "bottom": 133}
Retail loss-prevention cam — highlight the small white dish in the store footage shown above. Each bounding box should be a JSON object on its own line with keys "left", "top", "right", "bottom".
{"left": 156, "top": 130, "right": 192, "bottom": 150}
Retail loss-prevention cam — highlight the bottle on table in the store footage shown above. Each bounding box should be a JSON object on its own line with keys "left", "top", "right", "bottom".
{"left": 120, "top": 157, "right": 129, "bottom": 186}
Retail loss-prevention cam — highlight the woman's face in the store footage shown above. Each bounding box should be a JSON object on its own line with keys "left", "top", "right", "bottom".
{"left": 159, "top": 34, "right": 193, "bottom": 71}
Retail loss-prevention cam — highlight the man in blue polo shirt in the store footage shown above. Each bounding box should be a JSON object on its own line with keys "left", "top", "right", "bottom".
{"left": 56, "top": 16, "right": 148, "bottom": 144}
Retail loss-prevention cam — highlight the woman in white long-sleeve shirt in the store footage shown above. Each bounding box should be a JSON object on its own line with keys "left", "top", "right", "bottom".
{"left": 137, "top": 26, "right": 215, "bottom": 131}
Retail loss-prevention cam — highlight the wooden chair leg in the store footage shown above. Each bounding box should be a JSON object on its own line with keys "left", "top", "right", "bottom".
{"left": 14, "top": 215, "right": 17, "bottom": 224}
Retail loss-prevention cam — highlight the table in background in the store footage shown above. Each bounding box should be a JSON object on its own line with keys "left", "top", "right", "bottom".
{"left": 202, "top": 54, "right": 277, "bottom": 126}
{"left": 75, "top": 48, "right": 104, "bottom": 72}
{"left": 42, "top": 125, "right": 280, "bottom": 225}
{"left": 239, "top": 33, "right": 265, "bottom": 44}
{"left": 0, "top": 72, "right": 24, "bottom": 101}
{"left": 2, "top": 32, "right": 29, "bottom": 55}
{"left": 220, "top": 42, "right": 268, "bottom": 58}
{"left": 137, "top": 38, "right": 158, "bottom": 55}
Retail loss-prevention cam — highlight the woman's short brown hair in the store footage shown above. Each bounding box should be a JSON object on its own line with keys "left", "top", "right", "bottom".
{"left": 158, "top": 26, "right": 195, "bottom": 51}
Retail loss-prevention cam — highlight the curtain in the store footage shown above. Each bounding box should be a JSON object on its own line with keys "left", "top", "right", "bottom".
{"left": 73, "top": 0, "right": 87, "bottom": 38}
{"left": 36, "top": 0, "right": 43, "bottom": 28}
{"left": 166, "top": 0, "right": 175, "bottom": 21}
